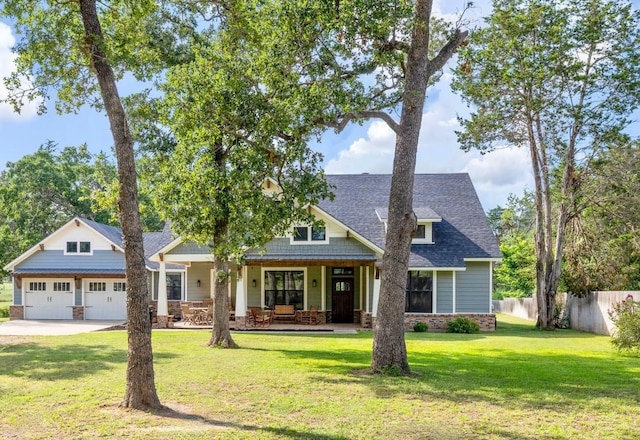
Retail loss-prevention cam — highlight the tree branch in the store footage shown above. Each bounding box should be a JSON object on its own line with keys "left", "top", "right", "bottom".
{"left": 426, "top": 28, "right": 469, "bottom": 79}
{"left": 324, "top": 110, "right": 400, "bottom": 134}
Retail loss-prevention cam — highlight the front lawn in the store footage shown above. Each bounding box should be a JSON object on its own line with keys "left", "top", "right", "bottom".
{"left": 0, "top": 315, "right": 638, "bottom": 439}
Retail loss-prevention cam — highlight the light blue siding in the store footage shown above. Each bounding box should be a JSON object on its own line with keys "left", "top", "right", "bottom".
{"left": 14, "top": 281, "right": 21, "bottom": 305}
{"left": 75, "top": 285, "right": 82, "bottom": 306}
{"left": 17, "top": 250, "right": 125, "bottom": 271}
{"left": 456, "top": 262, "right": 491, "bottom": 313}
{"left": 436, "top": 271, "right": 453, "bottom": 313}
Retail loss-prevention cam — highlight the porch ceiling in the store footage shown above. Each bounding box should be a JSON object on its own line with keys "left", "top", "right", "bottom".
{"left": 244, "top": 258, "right": 376, "bottom": 267}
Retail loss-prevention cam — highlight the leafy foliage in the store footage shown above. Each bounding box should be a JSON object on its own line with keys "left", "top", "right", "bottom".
{"left": 453, "top": 0, "right": 640, "bottom": 328}
{"left": 446, "top": 317, "right": 480, "bottom": 334}
{"left": 413, "top": 321, "right": 428, "bottom": 332}
{"left": 609, "top": 295, "right": 640, "bottom": 355}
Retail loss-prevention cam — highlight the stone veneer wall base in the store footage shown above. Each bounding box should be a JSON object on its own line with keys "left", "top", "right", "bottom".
{"left": 9, "top": 305, "right": 24, "bottom": 320}
{"left": 362, "top": 313, "right": 496, "bottom": 332}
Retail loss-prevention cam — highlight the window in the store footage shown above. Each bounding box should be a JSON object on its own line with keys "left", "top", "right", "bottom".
{"left": 89, "top": 282, "right": 106, "bottom": 292}
{"left": 264, "top": 270, "right": 304, "bottom": 310}
{"left": 405, "top": 271, "right": 433, "bottom": 313}
{"left": 66, "top": 241, "right": 92, "bottom": 254}
{"left": 332, "top": 267, "right": 354, "bottom": 276}
{"left": 29, "top": 282, "right": 46, "bottom": 291}
{"left": 166, "top": 274, "right": 182, "bottom": 300}
{"left": 292, "top": 225, "right": 326, "bottom": 243}
{"left": 53, "top": 282, "right": 70, "bottom": 292}
{"left": 113, "top": 282, "right": 126, "bottom": 292}
{"left": 413, "top": 224, "right": 426, "bottom": 239}
{"left": 293, "top": 226, "right": 308, "bottom": 241}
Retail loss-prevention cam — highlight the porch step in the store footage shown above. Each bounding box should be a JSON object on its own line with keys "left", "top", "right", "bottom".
{"left": 333, "top": 329, "right": 358, "bottom": 334}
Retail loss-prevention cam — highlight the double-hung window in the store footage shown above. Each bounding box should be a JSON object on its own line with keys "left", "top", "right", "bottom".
{"left": 405, "top": 271, "right": 433, "bottom": 313}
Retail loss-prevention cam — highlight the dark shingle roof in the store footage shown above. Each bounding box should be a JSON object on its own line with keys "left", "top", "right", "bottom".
{"left": 80, "top": 217, "right": 124, "bottom": 248}
{"left": 318, "top": 174, "right": 501, "bottom": 268}
{"left": 79, "top": 218, "right": 182, "bottom": 271}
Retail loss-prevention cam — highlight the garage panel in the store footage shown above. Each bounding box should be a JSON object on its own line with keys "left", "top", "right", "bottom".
{"left": 84, "top": 279, "right": 126, "bottom": 320}
{"left": 24, "top": 278, "right": 74, "bottom": 319}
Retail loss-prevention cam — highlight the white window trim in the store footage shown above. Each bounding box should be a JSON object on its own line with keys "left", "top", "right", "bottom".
{"left": 289, "top": 225, "right": 329, "bottom": 245}
{"left": 412, "top": 223, "right": 434, "bottom": 244}
{"left": 64, "top": 240, "right": 94, "bottom": 256}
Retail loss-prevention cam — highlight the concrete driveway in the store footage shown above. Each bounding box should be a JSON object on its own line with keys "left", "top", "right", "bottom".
{"left": 0, "top": 320, "right": 124, "bottom": 336}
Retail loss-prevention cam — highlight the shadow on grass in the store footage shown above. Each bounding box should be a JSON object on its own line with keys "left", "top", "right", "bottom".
{"left": 0, "top": 342, "right": 177, "bottom": 381}
{"left": 156, "top": 406, "right": 349, "bottom": 440}
{"left": 252, "top": 334, "right": 640, "bottom": 415}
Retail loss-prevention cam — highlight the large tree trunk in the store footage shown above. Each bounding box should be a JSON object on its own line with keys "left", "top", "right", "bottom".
{"left": 371, "top": 0, "right": 467, "bottom": 373}
{"left": 78, "top": 0, "right": 162, "bottom": 410}
{"left": 208, "top": 219, "right": 237, "bottom": 348}
{"left": 371, "top": 0, "right": 432, "bottom": 375}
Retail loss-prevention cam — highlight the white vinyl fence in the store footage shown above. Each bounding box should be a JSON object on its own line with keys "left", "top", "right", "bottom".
{"left": 493, "top": 291, "right": 640, "bottom": 335}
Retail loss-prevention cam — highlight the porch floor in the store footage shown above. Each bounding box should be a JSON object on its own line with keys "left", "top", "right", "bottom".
{"left": 171, "top": 320, "right": 361, "bottom": 334}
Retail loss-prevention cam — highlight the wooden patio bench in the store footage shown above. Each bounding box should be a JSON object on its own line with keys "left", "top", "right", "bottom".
{"left": 273, "top": 305, "right": 296, "bottom": 322}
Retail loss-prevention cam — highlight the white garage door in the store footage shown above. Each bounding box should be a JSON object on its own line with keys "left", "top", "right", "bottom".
{"left": 84, "top": 279, "right": 127, "bottom": 320}
{"left": 24, "top": 278, "right": 74, "bottom": 320}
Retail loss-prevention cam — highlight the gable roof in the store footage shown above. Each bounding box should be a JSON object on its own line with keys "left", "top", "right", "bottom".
{"left": 318, "top": 174, "right": 501, "bottom": 268}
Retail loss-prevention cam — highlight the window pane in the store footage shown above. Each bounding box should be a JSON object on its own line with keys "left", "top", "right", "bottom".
{"left": 405, "top": 271, "right": 433, "bottom": 312}
{"left": 311, "top": 226, "right": 326, "bottom": 241}
{"left": 332, "top": 267, "right": 354, "bottom": 276}
{"left": 166, "top": 274, "right": 182, "bottom": 300}
{"left": 79, "top": 241, "right": 91, "bottom": 253}
{"left": 66, "top": 241, "right": 78, "bottom": 253}
{"left": 264, "top": 270, "right": 304, "bottom": 310}
{"left": 413, "top": 224, "right": 426, "bottom": 239}
{"left": 293, "top": 226, "right": 308, "bottom": 241}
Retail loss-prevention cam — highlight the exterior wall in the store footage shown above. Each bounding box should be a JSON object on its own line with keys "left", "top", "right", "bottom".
{"left": 246, "top": 266, "right": 262, "bottom": 307}
{"left": 362, "top": 312, "right": 496, "bottom": 332}
{"left": 168, "top": 241, "right": 211, "bottom": 255}
{"left": 75, "top": 283, "right": 82, "bottom": 306}
{"left": 436, "top": 271, "right": 453, "bottom": 313}
{"left": 13, "top": 278, "right": 21, "bottom": 305}
{"left": 456, "top": 262, "right": 491, "bottom": 313}
{"left": 307, "top": 266, "right": 323, "bottom": 308}
{"left": 324, "top": 266, "right": 332, "bottom": 310}
{"left": 367, "top": 266, "right": 375, "bottom": 312}
{"left": 186, "top": 262, "right": 213, "bottom": 301}
{"left": 16, "top": 249, "right": 125, "bottom": 271}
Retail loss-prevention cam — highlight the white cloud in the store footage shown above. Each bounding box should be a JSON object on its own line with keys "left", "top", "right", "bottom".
{"left": 0, "top": 22, "right": 39, "bottom": 121}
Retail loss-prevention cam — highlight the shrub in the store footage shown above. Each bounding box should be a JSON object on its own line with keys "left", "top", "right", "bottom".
{"left": 609, "top": 295, "right": 640, "bottom": 355}
{"left": 0, "top": 306, "right": 9, "bottom": 318}
{"left": 413, "top": 321, "right": 428, "bottom": 332}
{"left": 446, "top": 317, "right": 480, "bottom": 334}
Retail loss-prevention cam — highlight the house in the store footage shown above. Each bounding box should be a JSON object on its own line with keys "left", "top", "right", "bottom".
{"left": 4, "top": 173, "right": 501, "bottom": 330}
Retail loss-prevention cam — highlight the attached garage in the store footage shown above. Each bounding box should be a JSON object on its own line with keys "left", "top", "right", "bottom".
{"left": 84, "top": 278, "right": 127, "bottom": 320}
{"left": 23, "top": 278, "right": 74, "bottom": 320}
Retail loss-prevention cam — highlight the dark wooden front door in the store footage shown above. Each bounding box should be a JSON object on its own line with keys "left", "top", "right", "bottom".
{"left": 331, "top": 278, "right": 354, "bottom": 323}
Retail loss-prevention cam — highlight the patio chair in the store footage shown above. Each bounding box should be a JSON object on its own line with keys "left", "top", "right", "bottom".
{"left": 181, "top": 303, "right": 195, "bottom": 325}
{"left": 300, "top": 305, "right": 319, "bottom": 325}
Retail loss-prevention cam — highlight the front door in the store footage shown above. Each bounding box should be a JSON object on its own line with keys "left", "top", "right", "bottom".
{"left": 331, "top": 278, "right": 354, "bottom": 323}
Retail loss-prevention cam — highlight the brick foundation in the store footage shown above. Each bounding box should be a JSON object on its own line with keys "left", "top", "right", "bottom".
{"left": 72, "top": 306, "right": 84, "bottom": 320}
{"left": 9, "top": 305, "right": 24, "bottom": 320}
{"left": 156, "top": 315, "right": 170, "bottom": 328}
{"left": 361, "top": 313, "right": 496, "bottom": 332}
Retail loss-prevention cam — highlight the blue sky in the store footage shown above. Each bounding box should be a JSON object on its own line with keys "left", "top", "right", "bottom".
{"left": 0, "top": 0, "right": 530, "bottom": 212}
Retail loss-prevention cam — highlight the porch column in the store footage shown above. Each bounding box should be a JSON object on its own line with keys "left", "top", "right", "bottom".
{"left": 157, "top": 260, "right": 169, "bottom": 327}
{"left": 372, "top": 269, "right": 381, "bottom": 317}
{"left": 235, "top": 266, "right": 246, "bottom": 317}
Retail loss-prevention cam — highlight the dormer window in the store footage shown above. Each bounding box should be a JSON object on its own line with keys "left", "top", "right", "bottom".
{"left": 412, "top": 223, "right": 434, "bottom": 244}
{"left": 292, "top": 226, "right": 327, "bottom": 244}
{"left": 66, "top": 241, "right": 92, "bottom": 254}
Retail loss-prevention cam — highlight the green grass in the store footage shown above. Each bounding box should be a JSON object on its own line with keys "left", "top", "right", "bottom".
{"left": 0, "top": 282, "right": 11, "bottom": 321}
{"left": 0, "top": 314, "right": 638, "bottom": 439}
